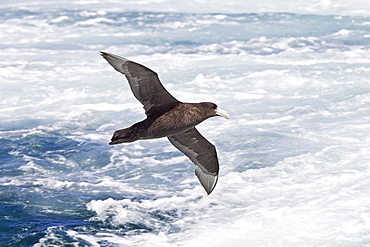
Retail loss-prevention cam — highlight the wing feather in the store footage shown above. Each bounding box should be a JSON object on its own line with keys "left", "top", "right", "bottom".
{"left": 168, "top": 128, "right": 219, "bottom": 194}
{"left": 101, "top": 52, "right": 180, "bottom": 117}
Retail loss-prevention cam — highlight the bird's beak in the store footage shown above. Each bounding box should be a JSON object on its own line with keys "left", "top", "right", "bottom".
{"left": 215, "top": 107, "right": 230, "bottom": 119}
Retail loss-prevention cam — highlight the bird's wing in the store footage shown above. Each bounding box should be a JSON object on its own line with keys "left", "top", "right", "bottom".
{"left": 101, "top": 52, "right": 180, "bottom": 117}
{"left": 168, "top": 128, "right": 219, "bottom": 195}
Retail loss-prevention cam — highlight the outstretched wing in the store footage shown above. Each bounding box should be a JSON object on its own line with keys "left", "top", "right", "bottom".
{"left": 168, "top": 128, "right": 219, "bottom": 195}
{"left": 101, "top": 52, "right": 180, "bottom": 117}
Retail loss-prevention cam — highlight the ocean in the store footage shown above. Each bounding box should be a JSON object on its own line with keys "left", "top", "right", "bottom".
{"left": 1, "top": 1, "right": 370, "bottom": 246}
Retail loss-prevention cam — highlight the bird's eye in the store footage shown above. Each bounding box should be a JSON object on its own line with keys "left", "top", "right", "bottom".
{"left": 212, "top": 104, "right": 217, "bottom": 109}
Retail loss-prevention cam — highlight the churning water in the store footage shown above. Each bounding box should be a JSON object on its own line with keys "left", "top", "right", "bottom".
{"left": 1, "top": 1, "right": 370, "bottom": 246}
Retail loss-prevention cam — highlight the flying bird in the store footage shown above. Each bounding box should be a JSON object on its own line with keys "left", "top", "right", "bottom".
{"left": 101, "top": 52, "right": 229, "bottom": 194}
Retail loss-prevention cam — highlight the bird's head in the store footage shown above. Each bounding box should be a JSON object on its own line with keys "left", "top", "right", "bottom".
{"left": 201, "top": 102, "right": 230, "bottom": 119}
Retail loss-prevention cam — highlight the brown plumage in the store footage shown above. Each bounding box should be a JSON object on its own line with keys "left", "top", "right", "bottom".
{"left": 101, "top": 52, "right": 229, "bottom": 194}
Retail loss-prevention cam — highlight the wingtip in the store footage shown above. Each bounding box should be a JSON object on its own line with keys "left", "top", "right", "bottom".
{"left": 100, "top": 51, "right": 129, "bottom": 63}
{"left": 195, "top": 167, "right": 218, "bottom": 195}
{"left": 100, "top": 51, "right": 110, "bottom": 58}
{"left": 205, "top": 179, "right": 218, "bottom": 195}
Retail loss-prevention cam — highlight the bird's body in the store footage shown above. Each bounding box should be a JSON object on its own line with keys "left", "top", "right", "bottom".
{"left": 101, "top": 52, "right": 229, "bottom": 194}
{"left": 110, "top": 102, "right": 218, "bottom": 143}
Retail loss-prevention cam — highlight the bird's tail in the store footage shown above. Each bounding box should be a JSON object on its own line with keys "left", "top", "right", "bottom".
{"left": 109, "top": 128, "right": 136, "bottom": 145}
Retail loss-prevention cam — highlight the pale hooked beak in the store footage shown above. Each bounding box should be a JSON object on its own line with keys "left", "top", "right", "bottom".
{"left": 215, "top": 107, "right": 230, "bottom": 119}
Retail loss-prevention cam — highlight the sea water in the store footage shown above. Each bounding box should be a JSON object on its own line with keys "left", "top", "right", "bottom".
{"left": 1, "top": 1, "right": 370, "bottom": 246}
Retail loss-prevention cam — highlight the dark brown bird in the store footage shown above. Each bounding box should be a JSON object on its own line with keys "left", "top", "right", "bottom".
{"left": 101, "top": 52, "right": 230, "bottom": 194}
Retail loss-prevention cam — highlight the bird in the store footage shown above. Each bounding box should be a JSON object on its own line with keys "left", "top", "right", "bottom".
{"left": 100, "top": 52, "right": 229, "bottom": 194}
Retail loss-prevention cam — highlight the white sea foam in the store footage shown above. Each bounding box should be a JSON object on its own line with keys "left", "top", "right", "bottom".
{"left": 5, "top": 0, "right": 370, "bottom": 15}
{"left": 83, "top": 140, "right": 370, "bottom": 246}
